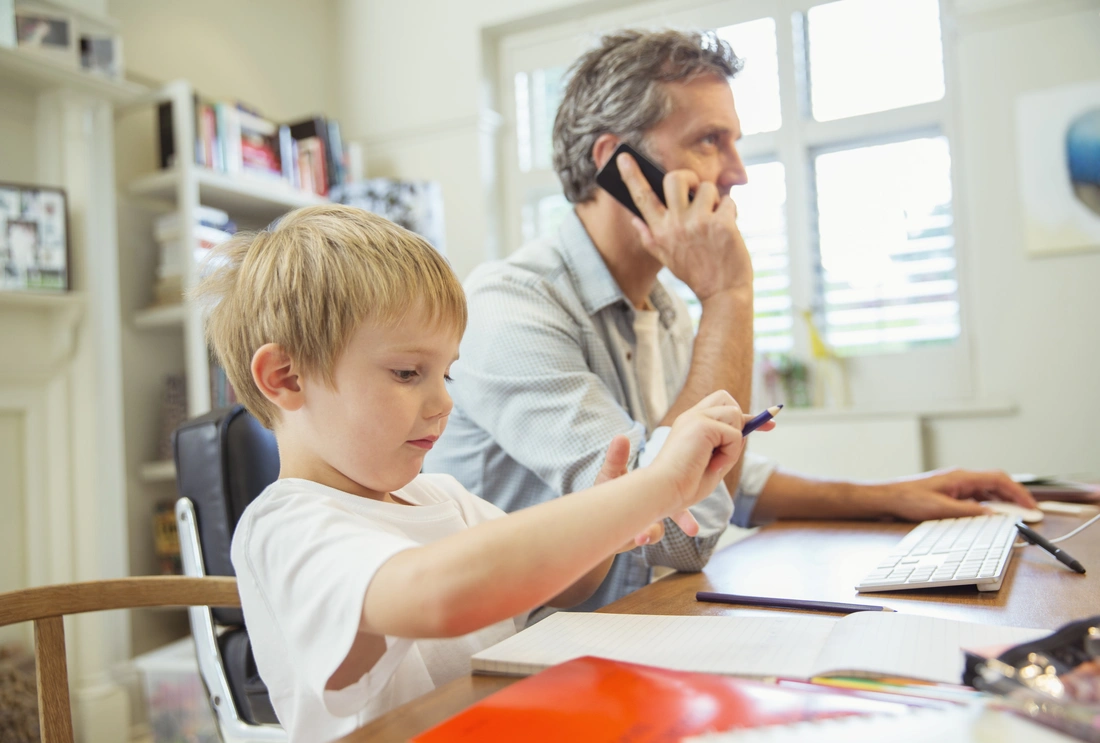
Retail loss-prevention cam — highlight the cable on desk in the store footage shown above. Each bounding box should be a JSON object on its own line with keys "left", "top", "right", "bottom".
{"left": 1013, "top": 511, "right": 1100, "bottom": 548}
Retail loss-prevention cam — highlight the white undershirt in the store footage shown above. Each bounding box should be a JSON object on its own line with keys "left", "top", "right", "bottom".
{"left": 633, "top": 308, "right": 668, "bottom": 431}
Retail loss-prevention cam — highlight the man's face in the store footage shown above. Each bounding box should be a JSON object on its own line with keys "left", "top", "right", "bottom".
{"left": 641, "top": 74, "right": 749, "bottom": 194}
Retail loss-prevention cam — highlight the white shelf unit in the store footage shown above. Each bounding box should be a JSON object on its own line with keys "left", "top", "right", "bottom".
{"left": 116, "top": 79, "right": 328, "bottom": 505}
{"left": 0, "top": 46, "right": 145, "bottom": 102}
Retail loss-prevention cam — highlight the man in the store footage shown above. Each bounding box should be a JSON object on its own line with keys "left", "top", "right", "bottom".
{"left": 425, "top": 29, "right": 1034, "bottom": 612}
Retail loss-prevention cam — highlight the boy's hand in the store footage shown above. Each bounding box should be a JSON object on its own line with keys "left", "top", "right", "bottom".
{"left": 594, "top": 435, "right": 688, "bottom": 551}
{"left": 655, "top": 391, "right": 762, "bottom": 511}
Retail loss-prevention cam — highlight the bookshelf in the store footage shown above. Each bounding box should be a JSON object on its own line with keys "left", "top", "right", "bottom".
{"left": 115, "top": 79, "right": 333, "bottom": 581}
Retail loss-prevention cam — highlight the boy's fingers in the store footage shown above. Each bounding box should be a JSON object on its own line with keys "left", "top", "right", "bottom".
{"left": 707, "top": 437, "right": 747, "bottom": 474}
{"left": 594, "top": 434, "right": 631, "bottom": 486}
{"left": 633, "top": 521, "right": 666, "bottom": 547}
{"left": 617, "top": 153, "right": 666, "bottom": 225}
{"left": 739, "top": 413, "right": 776, "bottom": 432}
{"left": 693, "top": 389, "right": 737, "bottom": 408}
{"left": 670, "top": 509, "right": 699, "bottom": 537}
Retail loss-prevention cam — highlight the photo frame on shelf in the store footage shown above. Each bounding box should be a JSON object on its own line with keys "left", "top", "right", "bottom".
{"left": 13, "top": 2, "right": 76, "bottom": 67}
{"left": 0, "top": 181, "right": 70, "bottom": 292}
{"left": 79, "top": 30, "right": 119, "bottom": 78}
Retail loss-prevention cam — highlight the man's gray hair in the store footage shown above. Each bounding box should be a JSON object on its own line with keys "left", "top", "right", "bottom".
{"left": 552, "top": 29, "right": 743, "bottom": 204}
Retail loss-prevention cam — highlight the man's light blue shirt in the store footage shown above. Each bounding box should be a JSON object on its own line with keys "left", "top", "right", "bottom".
{"left": 425, "top": 210, "right": 776, "bottom": 611}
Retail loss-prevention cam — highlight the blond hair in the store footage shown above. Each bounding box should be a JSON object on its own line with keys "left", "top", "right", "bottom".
{"left": 192, "top": 204, "right": 466, "bottom": 429}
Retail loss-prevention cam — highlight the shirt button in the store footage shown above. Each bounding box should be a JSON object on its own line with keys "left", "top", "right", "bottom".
{"left": 626, "top": 351, "right": 633, "bottom": 361}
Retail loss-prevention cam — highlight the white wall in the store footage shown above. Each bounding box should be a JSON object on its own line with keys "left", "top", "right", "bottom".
{"left": 333, "top": 0, "right": 581, "bottom": 279}
{"left": 925, "top": 0, "right": 1100, "bottom": 475}
{"left": 109, "top": 0, "right": 338, "bottom": 122}
{"left": 336, "top": 0, "right": 1100, "bottom": 477}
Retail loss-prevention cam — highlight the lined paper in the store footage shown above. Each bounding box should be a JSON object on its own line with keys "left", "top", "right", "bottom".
{"left": 471, "top": 611, "right": 1048, "bottom": 684}
{"left": 470, "top": 612, "right": 838, "bottom": 679}
{"left": 810, "top": 612, "right": 1047, "bottom": 684}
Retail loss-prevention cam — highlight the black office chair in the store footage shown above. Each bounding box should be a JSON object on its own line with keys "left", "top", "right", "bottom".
{"left": 173, "top": 404, "right": 285, "bottom": 741}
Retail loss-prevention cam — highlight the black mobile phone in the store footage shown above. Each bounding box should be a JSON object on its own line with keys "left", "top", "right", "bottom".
{"left": 595, "top": 142, "right": 668, "bottom": 222}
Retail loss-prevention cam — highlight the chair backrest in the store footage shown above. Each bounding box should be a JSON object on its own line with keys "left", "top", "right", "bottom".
{"left": 173, "top": 404, "right": 279, "bottom": 625}
{"left": 0, "top": 577, "right": 238, "bottom": 743}
{"left": 173, "top": 404, "right": 285, "bottom": 732}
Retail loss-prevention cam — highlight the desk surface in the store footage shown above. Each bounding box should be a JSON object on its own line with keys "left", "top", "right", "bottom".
{"left": 341, "top": 513, "right": 1100, "bottom": 742}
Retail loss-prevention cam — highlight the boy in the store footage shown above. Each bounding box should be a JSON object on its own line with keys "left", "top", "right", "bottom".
{"left": 194, "top": 204, "right": 762, "bottom": 742}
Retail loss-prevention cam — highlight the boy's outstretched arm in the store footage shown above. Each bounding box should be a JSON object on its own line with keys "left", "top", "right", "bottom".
{"left": 544, "top": 434, "right": 670, "bottom": 608}
{"left": 363, "top": 391, "right": 748, "bottom": 643}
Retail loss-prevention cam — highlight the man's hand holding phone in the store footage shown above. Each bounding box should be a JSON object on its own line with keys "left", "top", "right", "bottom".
{"left": 609, "top": 147, "right": 753, "bottom": 303}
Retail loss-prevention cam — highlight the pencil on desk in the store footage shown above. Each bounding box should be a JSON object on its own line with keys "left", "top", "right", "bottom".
{"left": 696, "top": 591, "right": 894, "bottom": 614}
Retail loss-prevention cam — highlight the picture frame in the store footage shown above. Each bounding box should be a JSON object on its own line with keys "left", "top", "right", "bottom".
{"left": 0, "top": 181, "right": 70, "bottom": 293}
{"left": 79, "top": 30, "right": 120, "bottom": 78}
{"left": 13, "top": 2, "right": 76, "bottom": 67}
{"left": 1015, "top": 81, "right": 1100, "bottom": 257}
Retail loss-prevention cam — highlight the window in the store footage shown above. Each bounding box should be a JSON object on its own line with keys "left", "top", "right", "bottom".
{"left": 806, "top": 0, "right": 945, "bottom": 122}
{"left": 815, "top": 136, "right": 959, "bottom": 353}
{"left": 498, "top": 0, "right": 967, "bottom": 405}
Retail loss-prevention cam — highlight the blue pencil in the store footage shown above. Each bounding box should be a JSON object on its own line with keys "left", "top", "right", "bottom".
{"left": 742, "top": 404, "right": 783, "bottom": 435}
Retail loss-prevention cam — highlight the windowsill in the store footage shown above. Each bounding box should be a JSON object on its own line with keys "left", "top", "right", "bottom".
{"left": 777, "top": 399, "right": 1016, "bottom": 422}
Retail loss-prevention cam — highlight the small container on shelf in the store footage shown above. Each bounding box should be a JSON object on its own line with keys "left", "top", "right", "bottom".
{"left": 157, "top": 372, "right": 188, "bottom": 462}
{"left": 152, "top": 499, "right": 181, "bottom": 576}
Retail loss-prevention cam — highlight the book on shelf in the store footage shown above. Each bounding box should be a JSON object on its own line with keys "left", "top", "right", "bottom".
{"left": 148, "top": 207, "right": 235, "bottom": 308}
{"left": 287, "top": 114, "right": 348, "bottom": 196}
{"left": 156, "top": 94, "right": 348, "bottom": 196}
{"left": 413, "top": 655, "right": 933, "bottom": 743}
{"left": 469, "top": 612, "right": 1048, "bottom": 686}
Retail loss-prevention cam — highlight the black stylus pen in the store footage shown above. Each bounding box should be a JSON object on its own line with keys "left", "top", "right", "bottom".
{"left": 1016, "top": 522, "right": 1087, "bottom": 574}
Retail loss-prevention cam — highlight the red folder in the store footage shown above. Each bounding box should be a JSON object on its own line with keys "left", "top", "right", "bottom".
{"left": 413, "top": 656, "right": 929, "bottom": 743}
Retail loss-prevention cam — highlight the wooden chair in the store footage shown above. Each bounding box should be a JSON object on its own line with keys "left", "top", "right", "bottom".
{"left": 0, "top": 575, "right": 239, "bottom": 743}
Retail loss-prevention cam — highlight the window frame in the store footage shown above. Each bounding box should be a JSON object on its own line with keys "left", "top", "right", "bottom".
{"left": 494, "top": 0, "right": 976, "bottom": 408}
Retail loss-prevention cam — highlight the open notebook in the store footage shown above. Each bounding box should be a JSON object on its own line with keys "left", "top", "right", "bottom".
{"left": 470, "top": 612, "right": 1047, "bottom": 685}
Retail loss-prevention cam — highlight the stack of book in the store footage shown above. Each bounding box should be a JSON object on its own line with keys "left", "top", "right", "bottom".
{"left": 158, "top": 97, "right": 348, "bottom": 196}
{"left": 150, "top": 206, "right": 235, "bottom": 307}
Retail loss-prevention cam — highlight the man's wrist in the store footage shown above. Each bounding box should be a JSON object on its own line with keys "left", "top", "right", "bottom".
{"left": 844, "top": 482, "right": 902, "bottom": 519}
{"left": 698, "top": 285, "right": 753, "bottom": 309}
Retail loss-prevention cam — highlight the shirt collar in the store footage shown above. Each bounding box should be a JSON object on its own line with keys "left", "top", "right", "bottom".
{"left": 555, "top": 210, "right": 679, "bottom": 328}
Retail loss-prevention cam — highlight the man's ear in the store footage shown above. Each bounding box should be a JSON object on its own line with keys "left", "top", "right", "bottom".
{"left": 251, "top": 343, "right": 304, "bottom": 412}
{"left": 591, "top": 133, "right": 622, "bottom": 173}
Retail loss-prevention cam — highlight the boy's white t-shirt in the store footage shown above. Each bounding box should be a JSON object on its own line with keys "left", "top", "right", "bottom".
{"left": 231, "top": 473, "right": 524, "bottom": 743}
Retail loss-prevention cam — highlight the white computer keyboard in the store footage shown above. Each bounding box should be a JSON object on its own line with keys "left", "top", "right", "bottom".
{"left": 856, "top": 514, "right": 1019, "bottom": 592}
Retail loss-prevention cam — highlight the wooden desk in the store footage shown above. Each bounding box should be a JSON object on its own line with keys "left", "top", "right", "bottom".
{"left": 341, "top": 513, "right": 1100, "bottom": 742}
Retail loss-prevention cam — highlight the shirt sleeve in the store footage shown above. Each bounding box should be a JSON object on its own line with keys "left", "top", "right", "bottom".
{"left": 451, "top": 272, "right": 649, "bottom": 497}
{"left": 232, "top": 491, "right": 417, "bottom": 716}
{"left": 731, "top": 452, "right": 780, "bottom": 527}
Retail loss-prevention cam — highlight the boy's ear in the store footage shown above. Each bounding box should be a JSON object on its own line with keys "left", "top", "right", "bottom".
{"left": 251, "top": 343, "right": 304, "bottom": 412}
